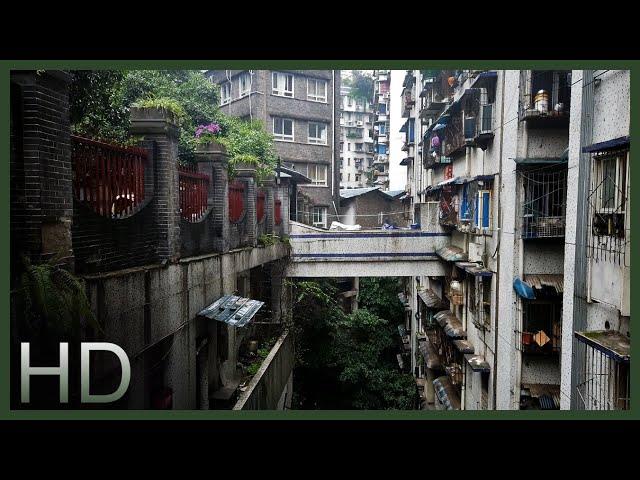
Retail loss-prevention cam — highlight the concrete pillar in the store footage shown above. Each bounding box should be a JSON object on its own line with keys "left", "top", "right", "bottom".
{"left": 10, "top": 70, "right": 74, "bottom": 268}
{"left": 195, "top": 141, "right": 229, "bottom": 252}
{"left": 262, "top": 179, "right": 275, "bottom": 235}
{"left": 235, "top": 164, "right": 258, "bottom": 247}
{"left": 351, "top": 277, "right": 359, "bottom": 311}
{"left": 130, "top": 107, "right": 181, "bottom": 262}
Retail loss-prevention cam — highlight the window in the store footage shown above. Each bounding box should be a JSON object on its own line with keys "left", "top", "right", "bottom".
{"left": 347, "top": 143, "right": 351, "bottom": 151}
{"left": 340, "top": 141, "right": 344, "bottom": 151}
{"left": 273, "top": 117, "right": 294, "bottom": 142}
{"left": 347, "top": 158, "right": 351, "bottom": 166}
{"left": 239, "top": 72, "right": 251, "bottom": 97}
{"left": 308, "top": 122, "right": 327, "bottom": 145}
{"left": 292, "top": 162, "right": 308, "bottom": 177}
{"left": 312, "top": 206, "right": 328, "bottom": 228}
{"left": 308, "top": 164, "right": 328, "bottom": 186}
{"left": 307, "top": 78, "right": 327, "bottom": 102}
{"left": 220, "top": 82, "right": 231, "bottom": 105}
{"left": 597, "top": 153, "right": 627, "bottom": 214}
{"left": 355, "top": 174, "right": 361, "bottom": 182}
{"left": 355, "top": 143, "right": 363, "bottom": 151}
{"left": 474, "top": 190, "right": 491, "bottom": 230}
{"left": 348, "top": 173, "right": 351, "bottom": 181}
{"left": 272, "top": 72, "right": 294, "bottom": 97}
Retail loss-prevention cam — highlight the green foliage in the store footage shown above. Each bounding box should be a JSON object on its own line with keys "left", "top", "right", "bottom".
{"left": 15, "top": 257, "right": 100, "bottom": 340}
{"left": 347, "top": 70, "right": 375, "bottom": 101}
{"left": 258, "top": 233, "right": 279, "bottom": 247}
{"left": 69, "top": 70, "right": 129, "bottom": 142}
{"left": 132, "top": 96, "right": 187, "bottom": 120}
{"left": 216, "top": 117, "right": 278, "bottom": 181}
{"left": 69, "top": 70, "right": 278, "bottom": 177}
{"left": 246, "top": 337, "right": 276, "bottom": 376}
{"left": 290, "top": 278, "right": 416, "bottom": 409}
{"left": 357, "top": 277, "right": 405, "bottom": 325}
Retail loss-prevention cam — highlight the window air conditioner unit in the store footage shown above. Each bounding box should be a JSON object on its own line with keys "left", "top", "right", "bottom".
{"left": 357, "top": 121, "right": 363, "bottom": 126}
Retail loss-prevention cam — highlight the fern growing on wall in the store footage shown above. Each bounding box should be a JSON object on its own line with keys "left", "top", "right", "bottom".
{"left": 15, "top": 257, "right": 100, "bottom": 340}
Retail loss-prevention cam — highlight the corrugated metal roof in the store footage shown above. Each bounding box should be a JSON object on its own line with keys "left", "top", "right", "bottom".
{"left": 339, "top": 187, "right": 380, "bottom": 199}
{"left": 523, "top": 274, "right": 564, "bottom": 294}
{"left": 433, "top": 376, "right": 461, "bottom": 410}
{"left": 197, "top": 295, "right": 264, "bottom": 328}
{"left": 582, "top": 135, "right": 630, "bottom": 153}
{"left": 522, "top": 383, "right": 561, "bottom": 409}
{"left": 384, "top": 190, "right": 405, "bottom": 199}
{"left": 434, "top": 310, "right": 466, "bottom": 338}
{"left": 465, "top": 354, "right": 490, "bottom": 372}
{"left": 453, "top": 339, "right": 475, "bottom": 354}
{"left": 419, "top": 338, "right": 441, "bottom": 370}
{"left": 436, "top": 245, "right": 468, "bottom": 262}
{"left": 417, "top": 288, "right": 445, "bottom": 309}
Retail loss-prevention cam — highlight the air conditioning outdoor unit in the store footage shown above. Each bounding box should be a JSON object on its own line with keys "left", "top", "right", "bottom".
{"left": 357, "top": 121, "right": 363, "bottom": 126}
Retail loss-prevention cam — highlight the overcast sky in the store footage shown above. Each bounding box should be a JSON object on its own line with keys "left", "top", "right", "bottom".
{"left": 388, "top": 70, "right": 405, "bottom": 191}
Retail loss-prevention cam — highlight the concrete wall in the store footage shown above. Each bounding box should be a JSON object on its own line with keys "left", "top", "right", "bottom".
{"left": 233, "top": 330, "right": 294, "bottom": 410}
{"left": 83, "top": 243, "right": 290, "bottom": 409}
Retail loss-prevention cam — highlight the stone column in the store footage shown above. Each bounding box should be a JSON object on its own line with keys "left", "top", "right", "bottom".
{"left": 235, "top": 164, "right": 257, "bottom": 247}
{"left": 130, "top": 107, "right": 180, "bottom": 263}
{"left": 195, "top": 141, "right": 229, "bottom": 252}
{"left": 262, "top": 179, "right": 275, "bottom": 235}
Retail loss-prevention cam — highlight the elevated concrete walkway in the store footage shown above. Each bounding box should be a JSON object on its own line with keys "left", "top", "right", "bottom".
{"left": 286, "top": 221, "right": 449, "bottom": 277}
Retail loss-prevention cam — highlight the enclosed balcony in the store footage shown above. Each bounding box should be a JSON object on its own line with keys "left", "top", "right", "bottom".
{"left": 519, "top": 70, "right": 571, "bottom": 127}
{"left": 519, "top": 164, "right": 568, "bottom": 239}
{"left": 574, "top": 330, "right": 630, "bottom": 410}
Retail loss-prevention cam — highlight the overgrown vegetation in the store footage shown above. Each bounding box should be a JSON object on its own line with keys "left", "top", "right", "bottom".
{"left": 14, "top": 257, "right": 100, "bottom": 340}
{"left": 290, "top": 277, "right": 416, "bottom": 410}
{"left": 343, "top": 70, "right": 375, "bottom": 101}
{"left": 69, "top": 70, "right": 277, "bottom": 178}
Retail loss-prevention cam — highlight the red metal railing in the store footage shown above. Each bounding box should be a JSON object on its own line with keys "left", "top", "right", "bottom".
{"left": 178, "top": 164, "right": 210, "bottom": 222}
{"left": 72, "top": 135, "right": 148, "bottom": 218}
{"left": 229, "top": 180, "right": 245, "bottom": 223}
{"left": 274, "top": 197, "right": 282, "bottom": 225}
{"left": 256, "top": 190, "right": 266, "bottom": 222}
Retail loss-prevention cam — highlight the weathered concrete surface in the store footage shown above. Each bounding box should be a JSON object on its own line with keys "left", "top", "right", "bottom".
{"left": 287, "top": 221, "right": 448, "bottom": 277}
{"left": 83, "top": 242, "right": 290, "bottom": 409}
{"left": 233, "top": 330, "right": 294, "bottom": 410}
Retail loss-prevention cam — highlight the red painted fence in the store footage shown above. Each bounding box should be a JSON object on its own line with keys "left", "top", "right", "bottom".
{"left": 274, "top": 197, "right": 282, "bottom": 225}
{"left": 229, "top": 180, "right": 245, "bottom": 223}
{"left": 72, "top": 135, "right": 147, "bottom": 218}
{"left": 256, "top": 190, "right": 266, "bottom": 222}
{"left": 178, "top": 164, "right": 210, "bottom": 222}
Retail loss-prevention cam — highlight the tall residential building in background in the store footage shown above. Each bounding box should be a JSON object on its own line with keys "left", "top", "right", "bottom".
{"left": 207, "top": 70, "right": 340, "bottom": 228}
{"left": 396, "top": 69, "right": 630, "bottom": 411}
{"left": 372, "top": 70, "right": 391, "bottom": 191}
{"left": 339, "top": 81, "right": 375, "bottom": 189}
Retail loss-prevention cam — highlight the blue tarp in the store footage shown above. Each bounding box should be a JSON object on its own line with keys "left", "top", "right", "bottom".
{"left": 513, "top": 277, "right": 536, "bottom": 299}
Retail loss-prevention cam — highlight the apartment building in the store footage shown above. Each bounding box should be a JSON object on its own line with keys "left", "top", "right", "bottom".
{"left": 207, "top": 70, "right": 340, "bottom": 228}
{"left": 372, "top": 70, "right": 391, "bottom": 191}
{"left": 339, "top": 82, "right": 375, "bottom": 189}
{"left": 400, "top": 69, "right": 630, "bottom": 411}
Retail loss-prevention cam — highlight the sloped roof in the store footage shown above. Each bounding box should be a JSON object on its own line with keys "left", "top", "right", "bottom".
{"left": 339, "top": 187, "right": 380, "bottom": 199}
{"left": 384, "top": 190, "right": 405, "bottom": 199}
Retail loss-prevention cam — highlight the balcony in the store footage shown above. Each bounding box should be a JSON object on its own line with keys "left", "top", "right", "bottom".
{"left": 520, "top": 167, "right": 568, "bottom": 239}
{"left": 519, "top": 70, "right": 571, "bottom": 127}
{"left": 574, "top": 330, "right": 630, "bottom": 410}
{"left": 402, "top": 90, "right": 415, "bottom": 118}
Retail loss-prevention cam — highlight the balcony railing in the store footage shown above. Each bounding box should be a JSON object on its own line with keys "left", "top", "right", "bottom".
{"left": 521, "top": 168, "right": 568, "bottom": 239}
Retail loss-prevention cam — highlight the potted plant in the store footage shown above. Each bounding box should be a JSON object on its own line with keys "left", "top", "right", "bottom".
{"left": 194, "top": 122, "right": 225, "bottom": 153}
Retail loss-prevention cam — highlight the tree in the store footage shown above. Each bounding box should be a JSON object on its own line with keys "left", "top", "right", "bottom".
{"left": 331, "top": 309, "right": 416, "bottom": 409}
{"left": 357, "top": 277, "right": 405, "bottom": 325}
{"left": 346, "top": 70, "right": 375, "bottom": 102}
{"left": 290, "top": 278, "right": 416, "bottom": 410}
{"left": 69, "top": 70, "right": 278, "bottom": 177}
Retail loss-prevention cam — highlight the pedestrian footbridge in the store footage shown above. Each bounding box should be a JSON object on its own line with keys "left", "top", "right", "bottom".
{"left": 286, "top": 221, "right": 449, "bottom": 278}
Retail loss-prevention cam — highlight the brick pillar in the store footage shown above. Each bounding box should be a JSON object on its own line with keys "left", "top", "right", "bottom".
{"left": 10, "top": 70, "right": 74, "bottom": 270}
{"left": 262, "top": 179, "right": 275, "bottom": 235}
{"left": 235, "top": 164, "right": 257, "bottom": 247}
{"left": 130, "top": 107, "right": 180, "bottom": 262}
{"left": 195, "top": 143, "right": 230, "bottom": 252}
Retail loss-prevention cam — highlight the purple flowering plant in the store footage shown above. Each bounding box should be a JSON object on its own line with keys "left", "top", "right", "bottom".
{"left": 194, "top": 122, "right": 222, "bottom": 144}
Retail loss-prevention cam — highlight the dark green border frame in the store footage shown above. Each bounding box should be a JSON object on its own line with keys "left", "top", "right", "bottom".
{"left": 1, "top": 60, "right": 637, "bottom": 420}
